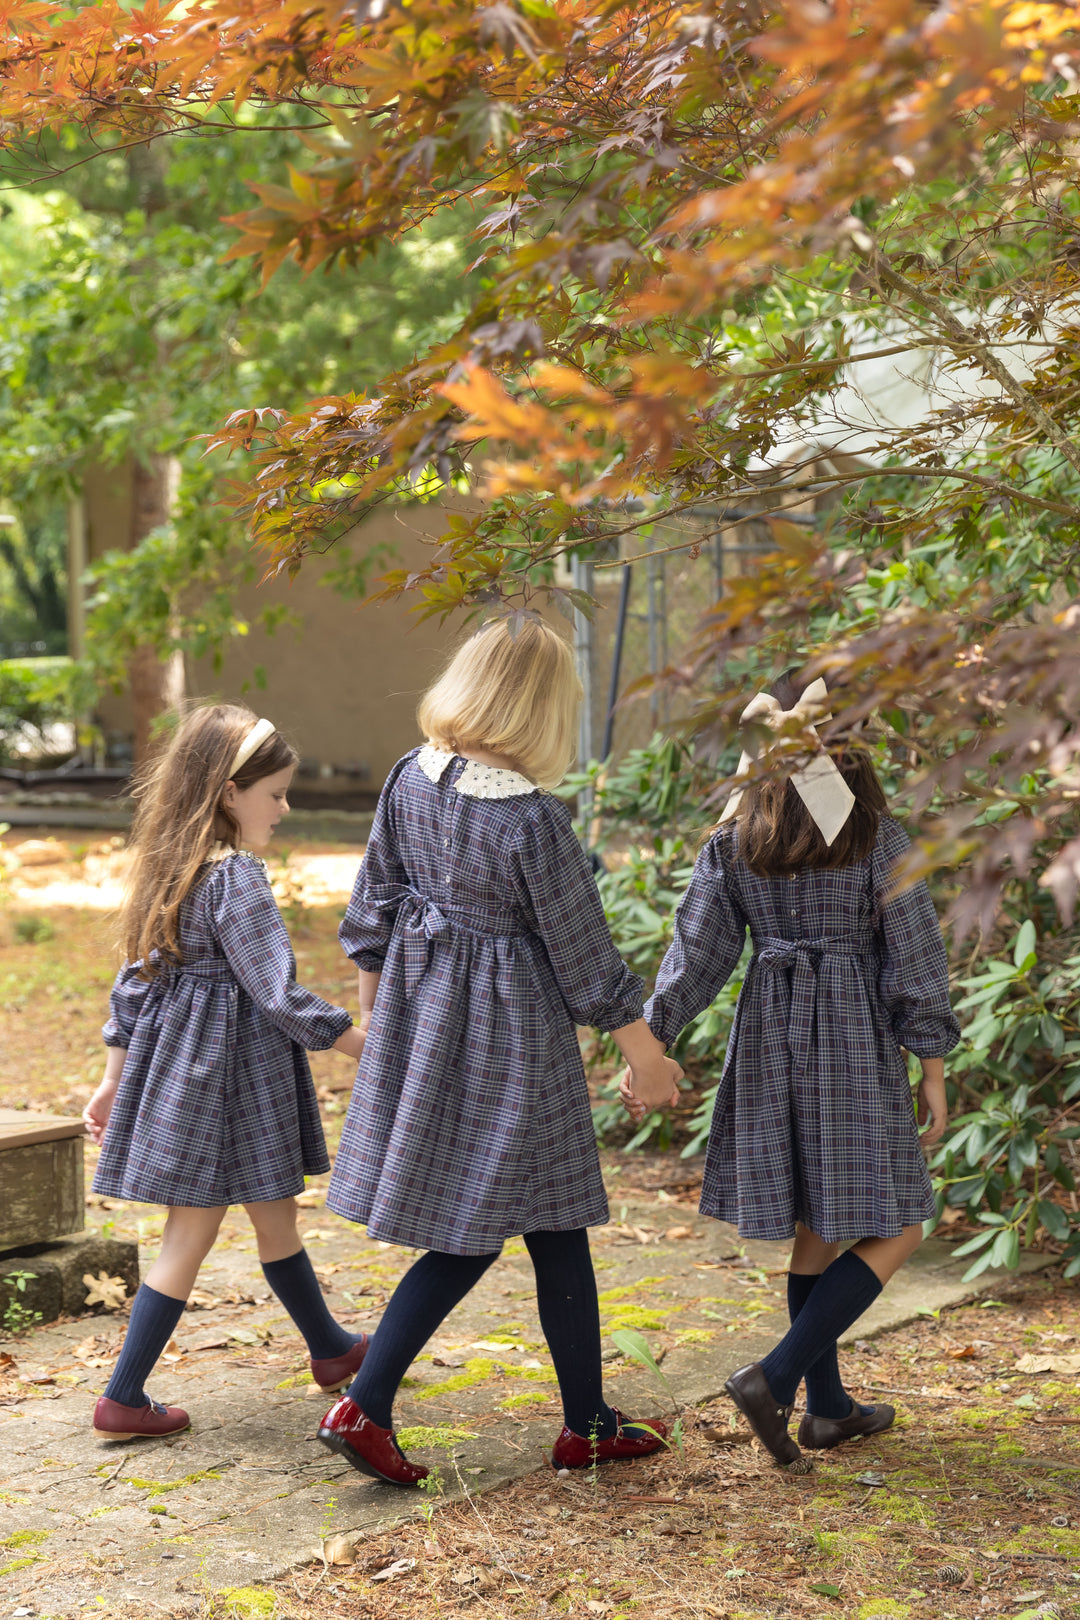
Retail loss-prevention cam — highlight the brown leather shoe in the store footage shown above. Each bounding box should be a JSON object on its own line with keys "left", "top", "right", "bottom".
{"left": 317, "top": 1396, "right": 428, "bottom": 1487}
{"left": 310, "top": 1334, "right": 370, "bottom": 1393}
{"left": 552, "top": 1408, "right": 668, "bottom": 1469}
{"left": 724, "top": 1363, "right": 802, "bottom": 1466}
{"left": 798, "top": 1401, "right": 896, "bottom": 1450}
{"left": 93, "top": 1396, "right": 190, "bottom": 1441}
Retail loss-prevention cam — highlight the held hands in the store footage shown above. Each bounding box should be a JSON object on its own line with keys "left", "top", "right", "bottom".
{"left": 83, "top": 1075, "right": 120, "bottom": 1145}
{"left": 333, "top": 1024, "right": 367, "bottom": 1063}
{"left": 619, "top": 1057, "right": 683, "bottom": 1126}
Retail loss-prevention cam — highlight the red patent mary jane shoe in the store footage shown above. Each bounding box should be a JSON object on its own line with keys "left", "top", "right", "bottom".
{"left": 551, "top": 1408, "right": 668, "bottom": 1469}
{"left": 316, "top": 1395, "right": 428, "bottom": 1487}
{"left": 93, "top": 1396, "right": 190, "bottom": 1441}
{"left": 311, "top": 1334, "right": 370, "bottom": 1393}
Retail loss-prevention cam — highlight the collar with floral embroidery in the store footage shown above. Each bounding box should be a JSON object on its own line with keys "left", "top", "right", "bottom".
{"left": 416, "top": 744, "right": 537, "bottom": 799}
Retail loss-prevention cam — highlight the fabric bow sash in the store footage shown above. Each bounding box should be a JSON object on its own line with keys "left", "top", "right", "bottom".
{"left": 367, "top": 883, "right": 450, "bottom": 997}
{"left": 755, "top": 934, "right": 870, "bottom": 1077}
{"left": 719, "top": 676, "right": 856, "bottom": 847}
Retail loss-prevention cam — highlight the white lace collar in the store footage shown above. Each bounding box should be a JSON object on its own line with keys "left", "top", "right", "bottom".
{"left": 416, "top": 744, "right": 536, "bottom": 800}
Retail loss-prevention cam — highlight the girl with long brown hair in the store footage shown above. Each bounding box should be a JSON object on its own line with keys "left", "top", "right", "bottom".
{"left": 623, "top": 674, "right": 960, "bottom": 1469}
{"left": 83, "top": 705, "right": 368, "bottom": 1441}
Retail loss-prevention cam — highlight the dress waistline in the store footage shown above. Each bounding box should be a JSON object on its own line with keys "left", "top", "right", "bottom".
{"left": 753, "top": 933, "right": 876, "bottom": 967}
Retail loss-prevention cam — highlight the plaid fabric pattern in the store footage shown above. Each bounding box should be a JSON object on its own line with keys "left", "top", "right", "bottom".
{"left": 328, "top": 749, "right": 645, "bottom": 1255}
{"left": 94, "top": 854, "right": 351, "bottom": 1207}
{"left": 647, "top": 817, "right": 960, "bottom": 1243}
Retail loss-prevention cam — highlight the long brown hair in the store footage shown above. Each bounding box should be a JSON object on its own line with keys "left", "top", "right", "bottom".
{"left": 119, "top": 704, "right": 298, "bottom": 974}
{"left": 734, "top": 675, "right": 887, "bottom": 876}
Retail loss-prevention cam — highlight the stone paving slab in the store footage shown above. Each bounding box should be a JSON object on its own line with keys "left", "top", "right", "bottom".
{"left": 0, "top": 1192, "right": 1051, "bottom": 1618}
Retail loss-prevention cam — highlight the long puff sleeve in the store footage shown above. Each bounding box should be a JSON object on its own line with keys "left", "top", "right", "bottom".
{"left": 210, "top": 856, "right": 352, "bottom": 1050}
{"left": 872, "top": 817, "right": 960, "bottom": 1058}
{"left": 339, "top": 752, "right": 413, "bottom": 969}
{"left": 646, "top": 834, "right": 748, "bottom": 1048}
{"left": 103, "top": 963, "right": 156, "bottom": 1048}
{"left": 507, "top": 797, "right": 644, "bottom": 1031}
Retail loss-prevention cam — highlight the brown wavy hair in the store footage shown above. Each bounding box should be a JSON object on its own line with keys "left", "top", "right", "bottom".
{"left": 119, "top": 704, "right": 298, "bottom": 975}
{"left": 733, "top": 675, "right": 887, "bottom": 876}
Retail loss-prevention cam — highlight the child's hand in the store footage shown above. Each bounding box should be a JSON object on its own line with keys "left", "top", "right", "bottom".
{"left": 916, "top": 1068, "right": 948, "bottom": 1145}
{"left": 622, "top": 1056, "right": 683, "bottom": 1119}
{"left": 333, "top": 1025, "right": 367, "bottom": 1063}
{"left": 619, "top": 1069, "right": 647, "bottom": 1125}
{"left": 83, "top": 1076, "right": 120, "bottom": 1145}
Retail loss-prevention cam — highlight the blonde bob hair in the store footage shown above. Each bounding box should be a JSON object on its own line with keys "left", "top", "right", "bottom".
{"left": 417, "top": 618, "right": 581, "bottom": 790}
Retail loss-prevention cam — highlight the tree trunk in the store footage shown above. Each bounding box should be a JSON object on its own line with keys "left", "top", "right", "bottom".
{"left": 128, "top": 453, "right": 184, "bottom": 765}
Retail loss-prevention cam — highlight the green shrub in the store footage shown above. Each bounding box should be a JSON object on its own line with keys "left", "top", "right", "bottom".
{"left": 0, "top": 656, "right": 89, "bottom": 764}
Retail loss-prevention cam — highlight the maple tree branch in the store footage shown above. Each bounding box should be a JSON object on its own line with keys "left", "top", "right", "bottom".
{"left": 864, "top": 246, "right": 1080, "bottom": 484}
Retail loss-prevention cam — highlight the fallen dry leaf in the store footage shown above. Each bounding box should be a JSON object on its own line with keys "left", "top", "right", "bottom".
{"left": 321, "top": 1533, "right": 357, "bottom": 1567}
{"left": 948, "top": 1345, "right": 978, "bottom": 1360}
{"left": 371, "top": 1557, "right": 416, "bottom": 1582}
{"left": 82, "top": 1273, "right": 128, "bottom": 1311}
{"left": 1015, "top": 1352, "right": 1080, "bottom": 1374}
{"left": 665, "top": 1225, "right": 696, "bottom": 1240}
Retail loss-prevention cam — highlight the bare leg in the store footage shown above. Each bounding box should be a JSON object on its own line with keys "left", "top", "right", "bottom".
{"left": 244, "top": 1196, "right": 301, "bottom": 1263}
{"left": 249, "top": 1198, "right": 359, "bottom": 1360}
{"left": 852, "top": 1223, "right": 925, "bottom": 1285}
{"left": 144, "top": 1205, "right": 227, "bottom": 1299}
{"left": 789, "top": 1222, "right": 840, "bottom": 1276}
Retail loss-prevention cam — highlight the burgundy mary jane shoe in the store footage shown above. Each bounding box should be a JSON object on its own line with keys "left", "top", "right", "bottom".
{"left": 317, "top": 1395, "right": 428, "bottom": 1487}
{"left": 310, "top": 1334, "right": 371, "bottom": 1393}
{"left": 93, "top": 1396, "right": 190, "bottom": 1441}
{"left": 551, "top": 1408, "right": 668, "bottom": 1469}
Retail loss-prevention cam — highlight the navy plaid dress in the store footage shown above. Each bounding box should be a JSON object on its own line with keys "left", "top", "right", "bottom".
{"left": 327, "top": 747, "right": 645, "bottom": 1255}
{"left": 647, "top": 817, "right": 960, "bottom": 1243}
{"left": 94, "top": 854, "right": 352, "bottom": 1207}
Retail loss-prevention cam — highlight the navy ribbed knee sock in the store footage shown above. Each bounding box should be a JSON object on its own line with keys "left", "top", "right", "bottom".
{"left": 262, "top": 1248, "right": 360, "bottom": 1360}
{"left": 346, "top": 1250, "right": 498, "bottom": 1429}
{"left": 762, "top": 1251, "right": 882, "bottom": 1408}
{"left": 787, "top": 1271, "right": 871, "bottom": 1420}
{"left": 104, "top": 1283, "right": 186, "bottom": 1408}
{"left": 525, "top": 1229, "right": 618, "bottom": 1442}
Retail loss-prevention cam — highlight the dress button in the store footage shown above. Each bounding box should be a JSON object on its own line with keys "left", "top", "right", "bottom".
{"left": 444, "top": 838, "right": 451, "bottom": 847}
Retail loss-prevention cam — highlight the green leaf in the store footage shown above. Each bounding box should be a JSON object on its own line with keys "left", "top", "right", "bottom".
{"left": 609, "top": 1327, "right": 663, "bottom": 1380}
{"left": 1038, "top": 1199, "right": 1070, "bottom": 1242}
{"left": 1013, "top": 919, "right": 1037, "bottom": 968}
{"left": 808, "top": 1584, "right": 842, "bottom": 1598}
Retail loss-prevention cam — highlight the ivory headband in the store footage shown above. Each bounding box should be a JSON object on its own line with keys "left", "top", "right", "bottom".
{"left": 229, "top": 718, "right": 276, "bottom": 778}
{"left": 718, "top": 677, "right": 856, "bottom": 847}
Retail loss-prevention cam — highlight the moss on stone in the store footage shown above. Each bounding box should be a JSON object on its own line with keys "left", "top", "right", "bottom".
{"left": 601, "top": 1307, "right": 668, "bottom": 1332}
{"left": 121, "top": 1467, "right": 224, "bottom": 1496}
{"left": 414, "top": 1357, "right": 498, "bottom": 1399}
{"left": 395, "top": 1425, "right": 477, "bottom": 1452}
{"left": 498, "top": 1391, "right": 551, "bottom": 1410}
{"left": 857, "top": 1601, "right": 911, "bottom": 1619}
{"left": 213, "top": 1586, "right": 278, "bottom": 1619}
{"left": 0, "top": 1529, "right": 48, "bottom": 1549}
{"left": 0, "top": 1557, "right": 38, "bottom": 1576}
{"left": 274, "top": 1371, "right": 314, "bottom": 1389}
{"left": 597, "top": 1275, "right": 672, "bottom": 1304}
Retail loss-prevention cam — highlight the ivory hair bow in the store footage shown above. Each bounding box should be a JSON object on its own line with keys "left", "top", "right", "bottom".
{"left": 718, "top": 677, "right": 856, "bottom": 847}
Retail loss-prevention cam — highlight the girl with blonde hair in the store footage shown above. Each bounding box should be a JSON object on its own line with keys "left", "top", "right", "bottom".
{"left": 84, "top": 705, "right": 369, "bottom": 1440}
{"left": 319, "top": 617, "right": 683, "bottom": 1485}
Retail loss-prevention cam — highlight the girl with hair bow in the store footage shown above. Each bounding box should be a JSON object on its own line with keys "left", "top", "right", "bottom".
{"left": 622, "top": 674, "right": 960, "bottom": 1468}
